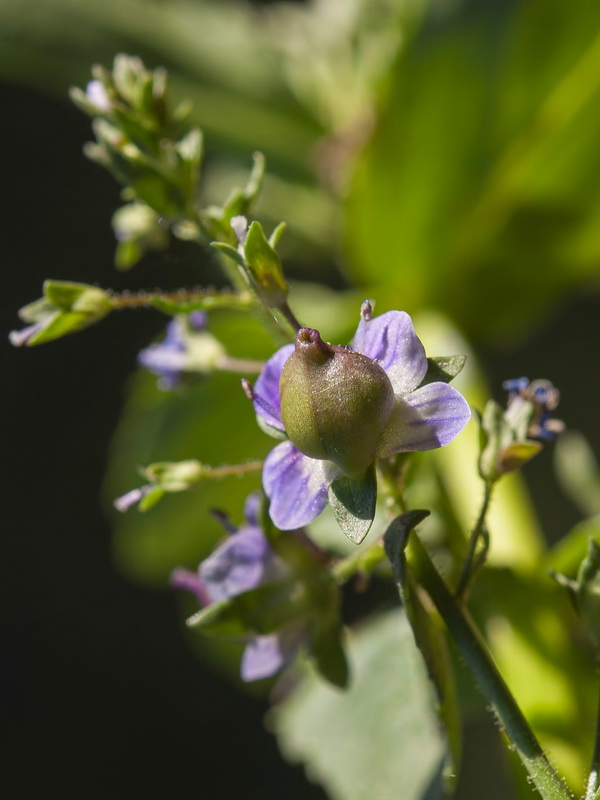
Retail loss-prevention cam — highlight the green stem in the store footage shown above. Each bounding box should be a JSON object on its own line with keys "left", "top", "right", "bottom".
{"left": 278, "top": 301, "right": 302, "bottom": 334}
{"left": 199, "top": 460, "right": 264, "bottom": 480}
{"left": 406, "top": 532, "right": 573, "bottom": 800}
{"left": 585, "top": 673, "right": 600, "bottom": 800}
{"left": 455, "top": 480, "right": 493, "bottom": 600}
{"left": 215, "top": 355, "right": 264, "bottom": 375}
{"left": 109, "top": 288, "right": 254, "bottom": 311}
{"left": 332, "top": 537, "right": 387, "bottom": 584}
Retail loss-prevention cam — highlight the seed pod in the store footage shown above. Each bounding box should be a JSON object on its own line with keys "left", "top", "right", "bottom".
{"left": 279, "top": 328, "right": 394, "bottom": 477}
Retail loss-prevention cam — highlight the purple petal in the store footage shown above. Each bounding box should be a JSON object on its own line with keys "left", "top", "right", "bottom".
{"left": 251, "top": 344, "right": 294, "bottom": 430}
{"left": 240, "top": 627, "right": 305, "bottom": 681}
{"left": 189, "top": 311, "right": 208, "bottom": 331}
{"left": 263, "top": 441, "right": 340, "bottom": 530}
{"left": 377, "top": 382, "right": 471, "bottom": 456}
{"left": 138, "top": 344, "right": 186, "bottom": 375}
{"left": 113, "top": 486, "right": 148, "bottom": 512}
{"left": 352, "top": 310, "right": 427, "bottom": 394}
{"left": 243, "top": 491, "right": 262, "bottom": 526}
{"left": 9, "top": 320, "right": 46, "bottom": 347}
{"left": 199, "top": 526, "right": 272, "bottom": 601}
{"left": 170, "top": 567, "right": 211, "bottom": 606}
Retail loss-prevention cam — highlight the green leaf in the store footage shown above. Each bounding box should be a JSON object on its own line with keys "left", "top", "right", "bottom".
{"left": 243, "top": 220, "right": 288, "bottom": 306}
{"left": 419, "top": 355, "right": 467, "bottom": 387}
{"left": 383, "top": 510, "right": 460, "bottom": 788}
{"left": 271, "top": 610, "right": 448, "bottom": 800}
{"left": 327, "top": 464, "right": 377, "bottom": 544}
{"left": 546, "top": 515, "right": 600, "bottom": 575}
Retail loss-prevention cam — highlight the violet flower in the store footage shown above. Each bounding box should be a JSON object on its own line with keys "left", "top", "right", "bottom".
{"left": 248, "top": 302, "right": 471, "bottom": 530}
{"left": 171, "top": 494, "right": 305, "bottom": 682}
{"left": 138, "top": 311, "right": 209, "bottom": 390}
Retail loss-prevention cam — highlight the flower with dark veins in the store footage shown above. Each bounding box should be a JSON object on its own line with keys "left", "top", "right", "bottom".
{"left": 170, "top": 493, "right": 306, "bottom": 682}
{"left": 246, "top": 302, "right": 471, "bottom": 532}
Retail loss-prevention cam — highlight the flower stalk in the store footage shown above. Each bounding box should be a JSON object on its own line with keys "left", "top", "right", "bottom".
{"left": 455, "top": 480, "right": 494, "bottom": 600}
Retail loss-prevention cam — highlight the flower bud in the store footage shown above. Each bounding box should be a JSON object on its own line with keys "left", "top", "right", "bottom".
{"left": 279, "top": 328, "right": 394, "bottom": 477}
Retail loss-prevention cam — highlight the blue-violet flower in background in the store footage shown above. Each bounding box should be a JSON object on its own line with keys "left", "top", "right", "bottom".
{"left": 138, "top": 311, "right": 224, "bottom": 390}
{"left": 503, "top": 378, "right": 564, "bottom": 441}
{"left": 171, "top": 493, "right": 306, "bottom": 682}
{"left": 247, "top": 302, "right": 471, "bottom": 530}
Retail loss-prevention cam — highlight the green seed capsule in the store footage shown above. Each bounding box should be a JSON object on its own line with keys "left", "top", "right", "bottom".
{"left": 279, "top": 328, "right": 394, "bottom": 477}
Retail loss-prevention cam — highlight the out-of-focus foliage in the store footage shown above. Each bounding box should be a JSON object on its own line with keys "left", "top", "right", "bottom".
{"left": 345, "top": 0, "right": 600, "bottom": 340}
{"left": 7, "top": 1, "right": 600, "bottom": 798}
{"left": 272, "top": 611, "right": 448, "bottom": 800}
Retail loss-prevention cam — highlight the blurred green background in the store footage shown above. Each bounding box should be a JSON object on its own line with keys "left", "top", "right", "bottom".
{"left": 2, "top": 0, "right": 599, "bottom": 798}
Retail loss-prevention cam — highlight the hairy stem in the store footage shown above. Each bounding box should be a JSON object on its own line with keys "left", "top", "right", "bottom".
{"left": 405, "top": 532, "right": 573, "bottom": 800}
{"left": 109, "top": 288, "right": 254, "bottom": 311}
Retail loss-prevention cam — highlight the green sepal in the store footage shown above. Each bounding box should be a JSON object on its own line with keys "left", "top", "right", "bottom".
{"left": 143, "top": 459, "right": 204, "bottom": 492}
{"left": 269, "top": 221, "right": 287, "bottom": 249}
{"left": 10, "top": 281, "right": 113, "bottom": 347}
{"left": 498, "top": 440, "right": 543, "bottom": 473}
{"left": 419, "top": 355, "right": 467, "bottom": 387}
{"left": 477, "top": 400, "right": 504, "bottom": 482}
{"left": 244, "top": 220, "right": 288, "bottom": 306}
{"left": 138, "top": 487, "right": 166, "bottom": 512}
{"left": 222, "top": 151, "right": 265, "bottom": 221}
{"left": 328, "top": 464, "right": 377, "bottom": 545}
{"left": 255, "top": 414, "right": 288, "bottom": 442}
{"left": 203, "top": 153, "right": 265, "bottom": 242}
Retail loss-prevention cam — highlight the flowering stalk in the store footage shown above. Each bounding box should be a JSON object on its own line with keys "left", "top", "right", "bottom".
{"left": 109, "top": 287, "right": 256, "bottom": 313}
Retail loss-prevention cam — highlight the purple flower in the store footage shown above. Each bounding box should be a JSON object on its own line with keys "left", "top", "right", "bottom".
{"left": 249, "top": 302, "right": 471, "bottom": 530}
{"left": 171, "top": 494, "right": 305, "bottom": 681}
{"left": 138, "top": 311, "right": 209, "bottom": 389}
